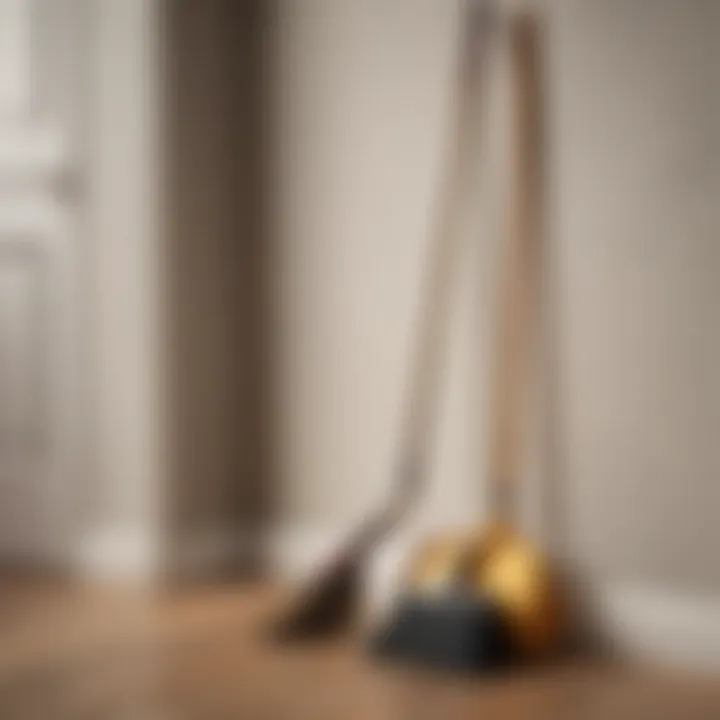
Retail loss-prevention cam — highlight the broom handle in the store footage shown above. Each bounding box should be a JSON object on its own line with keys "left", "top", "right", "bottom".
{"left": 336, "top": 3, "right": 498, "bottom": 555}
{"left": 487, "top": 13, "right": 543, "bottom": 521}
{"left": 378, "top": 1, "right": 498, "bottom": 530}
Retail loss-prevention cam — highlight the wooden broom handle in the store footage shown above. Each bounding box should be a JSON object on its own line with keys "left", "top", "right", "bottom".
{"left": 321, "top": 2, "right": 498, "bottom": 555}
{"left": 370, "top": 1, "right": 499, "bottom": 534}
{"left": 487, "top": 13, "right": 543, "bottom": 520}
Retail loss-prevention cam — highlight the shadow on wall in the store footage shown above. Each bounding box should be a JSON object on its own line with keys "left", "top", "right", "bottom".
{"left": 164, "top": 0, "right": 275, "bottom": 583}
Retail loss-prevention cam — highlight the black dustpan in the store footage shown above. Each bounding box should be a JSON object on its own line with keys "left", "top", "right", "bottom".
{"left": 370, "top": 590, "right": 513, "bottom": 672}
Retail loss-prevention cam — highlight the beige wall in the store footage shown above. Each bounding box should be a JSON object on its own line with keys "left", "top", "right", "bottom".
{"left": 84, "top": 0, "right": 165, "bottom": 578}
{"left": 271, "top": 0, "right": 501, "bottom": 541}
{"left": 547, "top": 0, "right": 720, "bottom": 592}
{"left": 270, "top": 0, "right": 720, "bottom": 595}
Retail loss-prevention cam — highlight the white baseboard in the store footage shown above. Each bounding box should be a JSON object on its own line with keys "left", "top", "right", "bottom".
{"left": 170, "top": 527, "right": 258, "bottom": 579}
{"left": 269, "top": 525, "right": 720, "bottom": 671}
{"left": 77, "top": 525, "right": 160, "bottom": 584}
{"left": 77, "top": 525, "right": 261, "bottom": 584}
{"left": 591, "top": 582, "right": 720, "bottom": 671}
{"left": 266, "top": 525, "right": 353, "bottom": 583}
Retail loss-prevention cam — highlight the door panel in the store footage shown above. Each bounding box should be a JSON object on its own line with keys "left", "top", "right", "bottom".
{"left": 0, "top": 243, "right": 46, "bottom": 445}
{"left": 0, "top": 0, "right": 30, "bottom": 120}
{"left": 0, "top": 0, "right": 81, "bottom": 566}
{"left": 0, "top": 200, "right": 73, "bottom": 563}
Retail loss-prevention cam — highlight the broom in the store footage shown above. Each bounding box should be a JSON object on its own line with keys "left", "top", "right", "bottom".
{"left": 373, "top": 10, "right": 562, "bottom": 663}
{"left": 270, "top": 0, "right": 499, "bottom": 642}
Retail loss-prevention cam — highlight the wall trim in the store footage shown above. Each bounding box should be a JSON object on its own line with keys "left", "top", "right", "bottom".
{"left": 591, "top": 581, "right": 720, "bottom": 671}
{"left": 77, "top": 525, "right": 160, "bottom": 584}
{"left": 266, "top": 525, "right": 355, "bottom": 583}
{"left": 78, "top": 525, "right": 266, "bottom": 585}
{"left": 170, "top": 527, "right": 260, "bottom": 581}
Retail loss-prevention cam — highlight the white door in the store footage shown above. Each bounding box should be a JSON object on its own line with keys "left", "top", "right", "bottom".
{"left": 0, "top": 0, "right": 83, "bottom": 567}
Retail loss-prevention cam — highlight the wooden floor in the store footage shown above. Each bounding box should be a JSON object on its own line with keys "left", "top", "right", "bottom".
{"left": 0, "top": 579, "right": 718, "bottom": 719}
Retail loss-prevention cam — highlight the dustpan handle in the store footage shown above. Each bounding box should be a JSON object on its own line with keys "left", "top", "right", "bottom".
{"left": 487, "top": 13, "right": 544, "bottom": 522}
